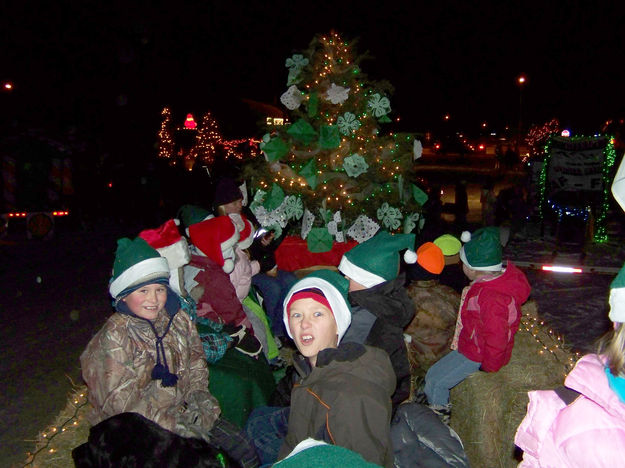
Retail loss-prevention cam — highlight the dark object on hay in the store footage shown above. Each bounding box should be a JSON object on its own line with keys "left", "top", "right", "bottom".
{"left": 391, "top": 402, "right": 469, "bottom": 468}
{"left": 72, "top": 412, "right": 240, "bottom": 467}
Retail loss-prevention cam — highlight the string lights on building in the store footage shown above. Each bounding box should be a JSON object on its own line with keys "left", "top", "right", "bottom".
{"left": 157, "top": 108, "right": 261, "bottom": 168}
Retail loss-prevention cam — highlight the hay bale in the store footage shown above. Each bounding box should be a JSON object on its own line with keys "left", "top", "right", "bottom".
{"left": 405, "top": 280, "right": 460, "bottom": 379}
{"left": 449, "top": 301, "right": 577, "bottom": 468}
{"left": 24, "top": 385, "right": 91, "bottom": 468}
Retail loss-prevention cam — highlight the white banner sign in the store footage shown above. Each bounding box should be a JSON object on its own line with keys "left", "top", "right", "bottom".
{"left": 547, "top": 136, "right": 607, "bottom": 192}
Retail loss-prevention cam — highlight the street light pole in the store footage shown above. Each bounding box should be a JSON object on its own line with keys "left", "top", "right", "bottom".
{"left": 517, "top": 74, "right": 526, "bottom": 153}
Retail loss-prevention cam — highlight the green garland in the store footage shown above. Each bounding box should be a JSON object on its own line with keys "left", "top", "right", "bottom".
{"left": 537, "top": 134, "right": 616, "bottom": 243}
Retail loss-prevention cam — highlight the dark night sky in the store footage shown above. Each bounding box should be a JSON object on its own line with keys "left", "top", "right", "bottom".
{"left": 2, "top": 1, "right": 625, "bottom": 158}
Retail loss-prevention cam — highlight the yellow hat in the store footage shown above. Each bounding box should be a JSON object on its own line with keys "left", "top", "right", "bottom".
{"left": 433, "top": 234, "right": 462, "bottom": 256}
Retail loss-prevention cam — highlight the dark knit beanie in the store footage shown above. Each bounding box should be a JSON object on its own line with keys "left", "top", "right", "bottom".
{"left": 213, "top": 177, "right": 243, "bottom": 208}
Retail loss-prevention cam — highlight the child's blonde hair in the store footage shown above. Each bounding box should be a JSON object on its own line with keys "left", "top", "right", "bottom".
{"left": 598, "top": 323, "right": 625, "bottom": 377}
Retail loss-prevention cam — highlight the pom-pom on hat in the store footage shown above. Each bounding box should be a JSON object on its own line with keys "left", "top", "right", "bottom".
{"left": 138, "top": 219, "right": 190, "bottom": 270}
{"left": 338, "top": 231, "right": 416, "bottom": 288}
{"left": 188, "top": 216, "right": 240, "bottom": 273}
{"left": 459, "top": 227, "right": 502, "bottom": 271}
{"left": 433, "top": 234, "right": 462, "bottom": 256}
{"left": 229, "top": 213, "right": 255, "bottom": 250}
{"left": 283, "top": 269, "right": 352, "bottom": 343}
{"left": 416, "top": 242, "right": 445, "bottom": 274}
{"left": 609, "top": 263, "right": 625, "bottom": 322}
{"left": 213, "top": 177, "right": 244, "bottom": 208}
{"left": 109, "top": 237, "right": 170, "bottom": 299}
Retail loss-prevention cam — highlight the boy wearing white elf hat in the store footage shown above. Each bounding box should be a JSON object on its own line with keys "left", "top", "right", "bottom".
{"left": 424, "top": 226, "right": 531, "bottom": 422}
{"left": 277, "top": 269, "right": 396, "bottom": 467}
{"left": 338, "top": 231, "right": 417, "bottom": 412}
{"left": 79, "top": 237, "right": 261, "bottom": 467}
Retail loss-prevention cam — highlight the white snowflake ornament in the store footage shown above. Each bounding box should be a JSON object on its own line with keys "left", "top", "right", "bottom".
{"left": 377, "top": 202, "right": 403, "bottom": 230}
{"left": 284, "top": 195, "right": 304, "bottom": 220}
{"left": 301, "top": 209, "right": 315, "bottom": 239}
{"left": 343, "top": 153, "right": 369, "bottom": 178}
{"left": 403, "top": 213, "right": 420, "bottom": 233}
{"left": 324, "top": 83, "right": 350, "bottom": 105}
{"left": 280, "top": 85, "right": 303, "bottom": 110}
{"left": 413, "top": 139, "right": 423, "bottom": 160}
{"left": 337, "top": 112, "right": 361, "bottom": 135}
{"left": 367, "top": 93, "right": 391, "bottom": 117}
{"left": 347, "top": 215, "right": 380, "bottom": 243}
{"left": 327, "top": 211, "right": 344, "bottom": 242}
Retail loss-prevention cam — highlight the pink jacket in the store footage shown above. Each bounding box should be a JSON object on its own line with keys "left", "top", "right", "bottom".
{"left": 451, "top": 262, "right": 531, "bottom": 372}
{"left": 229, "top": 247, "right": 260, "bottom": 302}
{"left": 515, "top": 354, "right": 625, "bottom": 467}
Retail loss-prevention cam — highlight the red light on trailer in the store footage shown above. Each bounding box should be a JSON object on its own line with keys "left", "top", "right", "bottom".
{"left": 542, "top": 265, "right": 583, "bottom": 273}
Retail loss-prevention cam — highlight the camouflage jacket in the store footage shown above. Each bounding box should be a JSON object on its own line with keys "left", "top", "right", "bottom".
{"left": 80, "top": 309, "right": 220, "bottom": 437}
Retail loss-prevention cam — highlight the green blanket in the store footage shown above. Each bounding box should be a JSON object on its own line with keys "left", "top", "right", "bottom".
{"left": 208, "top": 348, "right": 276, "bottom": 428}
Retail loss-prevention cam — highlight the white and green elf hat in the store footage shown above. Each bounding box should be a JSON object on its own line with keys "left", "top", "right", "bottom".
{"left": 283, "top": 269, "right": 352, "bottom": 343}
{"left": 338, "top": 231, "right": 417, "bottom": 288}
{"left": 459, "top": 227, "right": 503, "bottom": 271}
{"left": 609, "top": 263, "right": 625, "bottom": 322}
{"left": 109, "top": 237, "right": 170, "bottom": 299}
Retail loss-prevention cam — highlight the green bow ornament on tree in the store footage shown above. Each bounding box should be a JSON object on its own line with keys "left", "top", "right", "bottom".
{"left": 260, "top": 136, "right": 289, "bottom": 162}
{"left": 299, "top": 158, "right": 318, "bottom": 190}
{"left": 263, "top": 183, "right": 286, "bottom": 211}
{"left": 306, "top": 227, "right": 334, "bottom": 253}
{"left": 287, "top": 119, "right": 318, "bottom": 144}
{"left": 411, "top": 184, "right": 429, "bottom": 206}
{"left": 319, "top": 125, "right": 341, "bottom": 149}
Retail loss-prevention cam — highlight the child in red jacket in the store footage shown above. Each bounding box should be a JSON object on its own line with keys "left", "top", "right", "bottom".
{"left": 424, "top": 227, "right": 531, "bottom": 419}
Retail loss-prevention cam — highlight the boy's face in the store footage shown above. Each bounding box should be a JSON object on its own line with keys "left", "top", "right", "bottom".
{"left": 288, "top": 298, "right": 338, "bottom": 367}
{"left": 221, "top": 199, "right": 243, "bottom": 215}
{"left": 123, "top": 283, "right": 167, "bottom": 320}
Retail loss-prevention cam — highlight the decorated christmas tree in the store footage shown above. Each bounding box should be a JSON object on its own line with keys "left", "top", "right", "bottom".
{"left": 243, "top": 32, "right": 425, "bottom": 249}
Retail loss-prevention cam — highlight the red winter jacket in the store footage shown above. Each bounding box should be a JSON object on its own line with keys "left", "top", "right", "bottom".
{"left": 188, "top": 254, "right": 251, "bottom": 328}
{"left": 451, "top": 262, "right": 530, "bottom": 372}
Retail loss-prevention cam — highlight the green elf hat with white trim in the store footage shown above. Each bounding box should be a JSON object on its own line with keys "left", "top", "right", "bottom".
{"left": 177, "top": 204, "right": 214, "bottom": 235}
{"left": 338, "top": 231, "right": 417, "bottom": 288}
{"left": 109, "top": 237, "right": 170, "bottom": 299}
{"left": 283, "top": 269, "right": 352, "bottom": 343}
{"left": 459, "top": 227, "right": 502, "bottom": 271}
{"left": 609, "top": 263, "right": 625, "bottom": 322}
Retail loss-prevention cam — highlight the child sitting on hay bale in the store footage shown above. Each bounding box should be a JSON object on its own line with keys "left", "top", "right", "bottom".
{"left": 80, "top": 236, "right": 258, "bottom": 466}
{"left": 515, "top": 263, "right": 625, "bottom": 467}
{"left": 424, "top": 227, "right": 531, "bottom": 421}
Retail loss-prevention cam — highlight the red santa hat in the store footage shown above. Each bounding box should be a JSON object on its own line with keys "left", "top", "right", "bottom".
{"left": 138, "top": 219, "right": 190, "bottom": 270}
{"left": 229, "top": 213, "right": 255, "bottom": 250}
{"left": 189, "top": 216, "right": 240, "bottom": 273}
